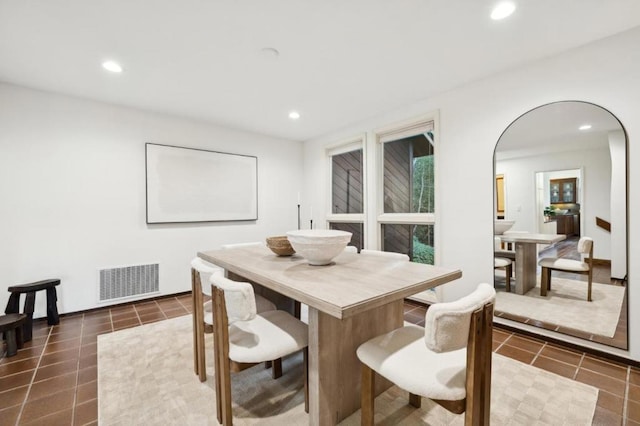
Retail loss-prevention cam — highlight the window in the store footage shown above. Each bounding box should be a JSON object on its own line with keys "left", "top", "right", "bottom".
{"left": 382, "top": 224, "right": 434, "bottom": 264}
{"left": 330, "top": 222, "right": 364, "bottom": 251}
{"left": 377, "top": 117, "right": 436, "bottom": 265}
{"left": 383, "top": 133, "right": 434, "bottom": 214}
{"left": 327, "top": 136, "right": 366, "bottom": 250}
{"left": 332, "top": 149, "right": 363, "bottom": 214}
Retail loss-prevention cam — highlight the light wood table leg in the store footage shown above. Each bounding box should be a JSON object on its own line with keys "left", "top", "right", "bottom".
{"left": 308, "top": 300, "right": 404, "bottom": 425}
{"left": 514, "top": 242, "right": 538, "bottom": 295}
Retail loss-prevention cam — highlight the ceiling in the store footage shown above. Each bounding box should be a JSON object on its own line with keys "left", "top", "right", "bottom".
{"left": 1, "top": 1, "right": 640, "bottom": 142}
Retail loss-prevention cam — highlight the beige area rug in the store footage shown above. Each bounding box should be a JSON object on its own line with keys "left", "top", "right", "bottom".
{"left": 495, "top": 276, "right": 625, "bottom": 337}
{"left": 98, "top": 315, "right": 598, "bottom": 425}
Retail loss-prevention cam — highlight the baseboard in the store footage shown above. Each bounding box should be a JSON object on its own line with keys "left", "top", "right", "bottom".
{"left": 33, "top": 291, "right": 192, "bottom": 321}
{"left": 589, "top": 258, "right": 611, "bottom": 266}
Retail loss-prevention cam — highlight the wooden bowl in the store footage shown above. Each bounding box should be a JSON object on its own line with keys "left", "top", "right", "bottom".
{"left": 266, "top": 236, "right": 296, "bottom": 256}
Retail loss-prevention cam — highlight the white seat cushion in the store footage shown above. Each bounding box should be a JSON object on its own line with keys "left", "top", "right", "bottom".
{"left": 538, "top": 257, "right": 589, "bottom": 272}
{"left": 228, "top": 310, "right": 308, "bottom": 363}
{"left": 494, "top": 257, "right": 511, "bottom": 268}
{"left": 357, "top": 325, "right": 466, "bottom": 401}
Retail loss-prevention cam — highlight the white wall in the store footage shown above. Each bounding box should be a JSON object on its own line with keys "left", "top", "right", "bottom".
{"left": 0, "top": 83, "right": 303, "bottom": 316}
{"left": 303, "top": 27, "right": 639, "bottom": 359}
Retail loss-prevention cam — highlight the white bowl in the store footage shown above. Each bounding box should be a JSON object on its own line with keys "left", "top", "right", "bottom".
{"left": 494, "top": 220, "right": 515, "bottom": 235}
{"left": 286, "top": 229, "right": 352, "bottom": 266}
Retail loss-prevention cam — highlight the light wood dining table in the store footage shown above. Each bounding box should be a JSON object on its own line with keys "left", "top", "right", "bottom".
{"left": 198, "top": 245, "right": 462, "bottom": 425}
{"left": 498, "top": 232, "right": 566, "bottom": 295}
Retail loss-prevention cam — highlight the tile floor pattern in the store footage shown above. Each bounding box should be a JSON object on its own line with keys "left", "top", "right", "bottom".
{"left": 0, "top": 294, "right": 638, "bottom": 425}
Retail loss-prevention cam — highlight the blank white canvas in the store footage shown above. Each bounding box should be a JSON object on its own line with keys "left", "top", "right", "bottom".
{"left": 146, "top": 143, "right": 257, "bottom": 223}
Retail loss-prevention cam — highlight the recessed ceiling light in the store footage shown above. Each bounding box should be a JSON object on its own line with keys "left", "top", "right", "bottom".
{"left": 491, "top": 2, "right": 516, "bottom": 20}
{"left": 289, "top": 111, "right": 301, "bottom": 120}
{"left": 260, "top": 47, "right": 280, "bottom": 58}
{"left": 579, "top": 124, "right": 592, "bottom": 131}
{"left": 102, "top": 60, "right": 123, "bottom": 73}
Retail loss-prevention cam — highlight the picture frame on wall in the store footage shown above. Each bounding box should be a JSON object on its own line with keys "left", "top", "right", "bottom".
{"left": 145, "top": 143, "right": 258, "bottom": 224}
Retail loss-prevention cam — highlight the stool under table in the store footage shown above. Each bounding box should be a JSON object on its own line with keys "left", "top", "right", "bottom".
{"left": 0, "top": 313, "right": 27, "bottom": 356}
{"left": 5, "top": 279, "right": 61, "bottom": 342}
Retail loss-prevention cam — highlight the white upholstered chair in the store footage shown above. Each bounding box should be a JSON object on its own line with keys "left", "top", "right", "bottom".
{"left": 357, "top": 283, "right": 496, "bottom": 425}
{"left": 360, "top": 249, "right": 410, "bottom": 261}
{"left": 190, "top": 257, "right": 276, "bottom": 382}
{"left": 222, "top": 241, "right": 303, "bottom": 318}
{"left": 221, "top": 241, "right": 264, "bottom": 250}
{"left": 344, "top": 245, "right": 359, "bottom": 253}
{"left": 211, "top": 273, "right": 309, "bottom": 425}
{"left": 538, "top": 236, "right": 594, "bottom": 301}
{"left": 494, "top": 257, "right": 512, "bottom": 293}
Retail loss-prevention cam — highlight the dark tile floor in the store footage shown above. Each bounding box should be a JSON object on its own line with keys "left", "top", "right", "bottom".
{"left": 0, "top": 294, "right": 637, "bottom": 425}
{"left": 0, "top": 294, "right": 192, "bottom": 426}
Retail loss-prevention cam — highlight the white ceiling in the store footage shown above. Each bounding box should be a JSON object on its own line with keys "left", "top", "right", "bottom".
{"left": 495, "top": 101, "right": 624, "bottom": 160}
{"left": 1, "top": 1, "right": 640, "bottom": 142}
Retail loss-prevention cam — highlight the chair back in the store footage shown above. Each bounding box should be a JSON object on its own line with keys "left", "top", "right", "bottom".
{"left": 221, "top": 242, "right": 263, "bottom": 250}
{"left": 360, "top": 249, "right": 409, "bottom": 261}
{"left": 424, "top": 283, "right": 495, "bottom": 353}
{"left": 210, "top": 273, "right": 257, "bottom": 324}
{"left": 577, "top": 237, "right": 594, "bottom": 261}
{"left": 191, "top": 257, "right": 223, "bottom": 296}
{"left": 424, "top": 283, "right": 495, "bottom": 423}
{"left": 343, "top": 245, "right": 358, "bottom": 253}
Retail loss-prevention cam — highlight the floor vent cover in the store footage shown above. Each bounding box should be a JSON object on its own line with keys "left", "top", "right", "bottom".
{"left": 99, "top": 263, "right": 159, "bottom": 301}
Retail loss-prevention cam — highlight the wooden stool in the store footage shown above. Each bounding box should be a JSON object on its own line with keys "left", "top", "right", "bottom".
{"left": 0, "top": 313, "right": 27, "bottom": 357}
{"left": 5, "top": 279, "right": 60, "bottom": 342}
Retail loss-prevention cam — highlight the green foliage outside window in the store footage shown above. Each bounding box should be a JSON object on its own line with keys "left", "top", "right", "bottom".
{"left": 411, "top": 153, "right": 435, "bottom": 263}
{"left": 412, "top": 236, "right": 434, "bottom": 265}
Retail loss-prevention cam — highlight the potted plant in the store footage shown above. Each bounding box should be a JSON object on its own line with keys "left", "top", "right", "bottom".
{"left": 543, "top": 206, "right": 556, "bottom": 221}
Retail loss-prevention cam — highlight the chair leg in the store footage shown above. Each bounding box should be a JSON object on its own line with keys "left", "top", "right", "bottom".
{"left": 361, "top": 364, "right": 375, "bottom": 426}
{"left": 5, "top": 292, "right": 21, "bottom": 315}
{"left": 272, "top": 358, "right": 282, "bottom": 379}
{"left": 45, "top": 287, "right": 60, "bottom": 325}
{"left": 191, "top": 273, "right": 199, "bottom": 376}
{"left": 212, "top": 310, "right": 223, "bottom": 424}
{"left": 505, "top": 264, "right": 511, "bottom": 293}
{"left": 540, "top": 267, "right": 549, "bottom": 296}
{"left": 409, "top": 393, "right": 421, "bottom": 408}
{"left": 587, "top": 271, "right": 593, "bottom": 302}
{"left": 197, "top": 327, "right": 206, "bottom": 382}
{"left": 5, "top": 328, "right": 18, "bottom": 356}
{"left": 15, "top": 324, "right": 24, "bottom": 350}
{"left": 217, "top": 342, "right": 233, "bottom": 425}
{"left": 22, "top": 292, "right": 35, "bottom": 342}
{"left": 303, "top": 347, "right": 309, "bottom": 414}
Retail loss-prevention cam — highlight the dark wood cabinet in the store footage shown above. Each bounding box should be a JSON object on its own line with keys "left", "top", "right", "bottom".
{"left": 550, "top": 178, "right": 577, "bottom": 204}
{"left": 555, "top": 214, "right": 580, "bottom": 237}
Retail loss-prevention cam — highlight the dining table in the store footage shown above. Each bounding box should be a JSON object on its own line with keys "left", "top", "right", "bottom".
{"left": 498, "top": 232, "right": 566, "bottom": 295}
{"left": 198, "top": 245, "right": 462, "bottom": 425}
